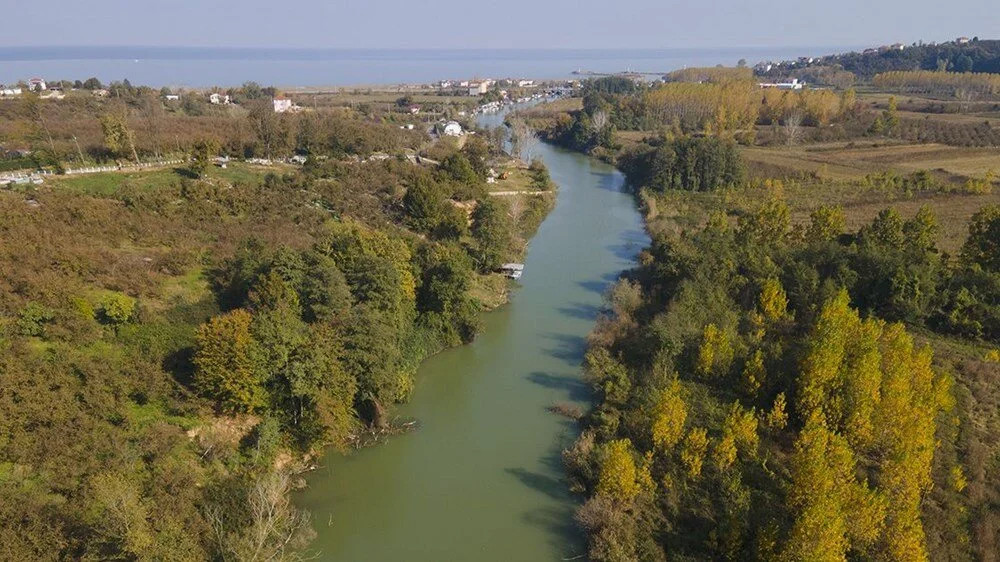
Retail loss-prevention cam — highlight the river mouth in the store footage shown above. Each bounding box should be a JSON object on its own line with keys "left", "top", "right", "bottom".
{"left": 295, "top": 110, "right": 648, "bottom": 561}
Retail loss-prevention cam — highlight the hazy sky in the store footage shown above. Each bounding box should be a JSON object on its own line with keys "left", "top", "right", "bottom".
{"left": 4, "top": 0, "right": 998, "bottom": 49}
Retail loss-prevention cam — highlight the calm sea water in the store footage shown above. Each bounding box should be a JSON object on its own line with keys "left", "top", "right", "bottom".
{"left": 0, "top": 46, "right": 841, "bottom": 88}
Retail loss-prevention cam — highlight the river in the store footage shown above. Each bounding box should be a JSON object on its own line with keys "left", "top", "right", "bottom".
{"left": 296, "top": 107, "right": 648, "bottom": 561}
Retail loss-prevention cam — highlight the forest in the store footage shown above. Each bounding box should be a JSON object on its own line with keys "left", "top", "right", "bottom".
{"left": 0, "top": 86, "right": 547, "bottom": 559}
{"left": 567, "top": 179, "right": 999, "bottom": 561}
{"left": 527, "top": 72, "right": 1000, "bottom": 560}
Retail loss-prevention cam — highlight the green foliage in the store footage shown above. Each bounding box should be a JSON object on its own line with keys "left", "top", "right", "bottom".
{"left": 619, "top": 136, "right": 745, "bottom": 193}
{"left": 470, "top": 197, "right": 514, "bottom": 273}
{"left": 16, "top": 302, "right": 55, "bottom": 337}
{"left": 99, "top": 292, "right": 137, "bottom": 325}
{"left": 569, "top": 184, "right": 984, "bottom": 559}
{"left": 961, "top": 204, "right": 1000, "bottom": 272}
{"left": 188, "top": 138, "right": 219, "bottom": 178}
{"left": 194, "top": 309, "right": 265, "bottom": 413}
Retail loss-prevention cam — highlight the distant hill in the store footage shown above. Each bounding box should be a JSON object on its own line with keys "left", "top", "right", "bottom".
{"left": 758, "top": 39, "right": 1000, "bottom": 80}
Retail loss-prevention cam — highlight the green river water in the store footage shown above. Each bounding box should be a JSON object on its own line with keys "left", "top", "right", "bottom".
{"left": 296, "top": 108, "right": 648, "bottom": 561}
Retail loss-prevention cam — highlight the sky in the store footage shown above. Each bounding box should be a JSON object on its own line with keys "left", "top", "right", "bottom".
{"left": 3, "top": 0, "right": 998, "bottom": 50}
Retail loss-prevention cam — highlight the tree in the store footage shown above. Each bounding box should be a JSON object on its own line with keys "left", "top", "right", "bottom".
{"left": 188, "top": 138, "right": 219, "bottom": 178}
{"left": 784, "top": 111, "right": 805, "bottom": 146}
{"left": 100, "top": 292, "right": 136, "bottom": 325}
{"left": 680, "top": 427, "right": 709, "bottom": 478}
{"left": 402, "top": 177, "right": 445, "bottom": 234}
{"left": 650, "top": 380, "right": 687, "bottom": 451}
{"left": 759, "top": 278, "right": 789, "bottom": 323}
{"left": 782, "top": 420, "right": 868, "bottom": 562}
{"left": 22, "top": 93, "right": 58, "bottom": 159}
{"left": 470, "top": 197, "right": 513, "bottom": 272}
{"left": 806, "top": 206, "right": 846, "bottom": 243}
{"left": 884, "top": 96, "right": 900, "bottom": 133}
{"left": 584, "top": 347, "right": 631, "bottom": 407}
{"left": 299, "top": 251, "right": 353, "bottom": 323}
{"left": 247, "top": 99, "right": 282, "bottom": 158}
{"left": 765, "top": 393, "right": 788, "bottom": 430}
{"left": 596, "top": 439, "right": 643, "bottom": 502}
{"left": 101, "top": 109, "right": 140, "bottom": 164}
{"left": 509, "top": 118, "right": 539, "bottom": 159}
{"left": 961, "top": 205, "right": 1000, "bottom": 272}
{"left": 696, "top": 323, "right": 733, "bottom": 377}
{"left": 140, "top": 93, "right": 164, "bottom": 159}
{"left": 194, "top": 309, "right": 265, "bottom": 413}
{"left": 439, "top": 152, "right": 481, "bottom": 188}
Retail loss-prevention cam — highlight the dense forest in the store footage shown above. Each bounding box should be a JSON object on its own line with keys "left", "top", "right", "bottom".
{"left": 0, "top": 87, "right": 551, "bottom": 558}
{"left": 529, "top": 73, "right": 1000, "bottom": 560}
{"left": 567, "top": 179, "right": 1000, "bottom": 560}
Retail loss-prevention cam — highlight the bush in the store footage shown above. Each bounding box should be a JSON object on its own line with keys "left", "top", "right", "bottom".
{"left": 100, "top": 293, "right": 137, "bottom": 325}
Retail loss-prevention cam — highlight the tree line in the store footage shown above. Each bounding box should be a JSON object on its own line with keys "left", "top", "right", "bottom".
{"left": 567, "top": 189, "right": 1000, "bottom": 559}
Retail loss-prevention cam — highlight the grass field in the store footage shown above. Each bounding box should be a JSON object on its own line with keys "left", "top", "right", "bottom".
{"left": 742, "top": 142, "right": 1000, "bottom": 181}
{"left": 44, "top": 162, "right": 285, "bottom": 195}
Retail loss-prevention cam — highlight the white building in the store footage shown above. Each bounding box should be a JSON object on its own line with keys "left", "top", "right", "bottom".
{"left": 27, "top": 78, "right": 46, "bottom": 92}
{"left": 0, "top": 87, "right": 22, "bottom": 97}
{"left": 273, "top": 97, "right": 293, "bottom": 113}
{"left": 517, "top": 80, "right": 536, "bottom": 88}
{"left": 442, "top": 121, "right": 463, "bottom": 136}
{"left": 759, "top": 78, "right": 804, "bottom": 90}
{"left": 467, "top": 80, "right": 492, "bottom": 96}
{"left": 164, "top": 94, "right": 180, "bottom": 101}
{"left": 209, "top": 93, "right": 231, "bottom": 105}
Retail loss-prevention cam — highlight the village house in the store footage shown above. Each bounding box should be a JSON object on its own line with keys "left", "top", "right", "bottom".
{"left": 209, "top": 93, "right": 231, "bottom": 105}
{"left": 92, "top": 89, "right": 110, "bottom": 97}
{"left": 517, "top": 79, "right": 536, "bottom": 88}
{"left": 273, "top": 97, "right": 293, "bottom": 113}
{"left": 164, "top": 94, "right": 180, "bottom": 101}
{"left": 467, "top": 80, "right": 492, "bottom": 96}
{"left": 956, "top": 36, "right": 971, "bottom": 45}
{"left": 27, "top": 78, "right": 46, "bottom": 92}
{"left": 0, "top": 86, "right": 22, "bottom": 97}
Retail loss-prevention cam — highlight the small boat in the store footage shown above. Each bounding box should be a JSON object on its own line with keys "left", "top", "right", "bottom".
{"left": 500, "top": 263, "right": 524, "bottom": 280}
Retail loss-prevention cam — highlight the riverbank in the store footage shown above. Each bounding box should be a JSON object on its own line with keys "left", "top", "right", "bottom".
{"left": 294, "top": 108, "right": 648, "bottom": 561}
{"left": 519, "top": 84, "right": 1000, "bottom": 560}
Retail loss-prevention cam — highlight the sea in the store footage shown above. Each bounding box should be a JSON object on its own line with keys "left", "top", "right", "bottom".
{"left": 0, "top": 46, "right": 851, "bottom": 88}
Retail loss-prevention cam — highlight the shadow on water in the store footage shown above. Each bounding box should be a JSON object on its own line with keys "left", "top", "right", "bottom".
{"left": 505, "top": 467, "right": 568, "bottom": 501}
{"left": 608, "top": 242, "right": 640, "bottom": 260}
{"left": 542, "top": 333, "right": 589, "bottom": 364}
{"left": 608, "top": 228, "right": 650, "bottom": 260}
{"left": 506, "top": 446, "right": 588, "bottom": 555}
{"left": 577, "top": 272, "right": 624, "bottom": 295}
{"left": 526, "top": 372, "right": 590, "bottom": 402}
{"left": 557, "top": 302, "right": 603, "bottom": 321}
{"left": 577, "top": 279, "right": 609, "bottom": 294}
{"left": 590, "top": 170, "right": 624, "bottom": 193}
